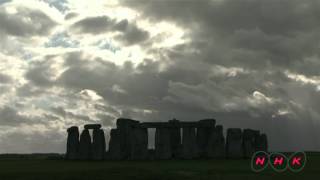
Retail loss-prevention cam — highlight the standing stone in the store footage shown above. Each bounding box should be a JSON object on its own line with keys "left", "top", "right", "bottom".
{"left": 107, "top": 129, "right": 122, "bottom": 160}
{"left": 66, "top": 126, "right": 79, "bottom": 160}
{"left": 155, "top": 128, "right": 172, "bottom": 159}
{"left": 255, "top": 133, "right": 268, "bottom": 152}
{"left": 169, "top": 119, "right": 181, "bottom": 158}
{"left": 196, "top": 119, "right": 215, "bottom": 157}
{"left": 182, "top": 127, "right": 197, "bottom": 159}
{"left": 207, "top": 125, "right": 225, "bottom": 158}
{"left": 78, "top": 129, "right": 92, "bottom": 160}
{"left": 226, "top": 128, "right": 243, "bottom": 158}
{"left": 130, "top": 127, "right": 148, "bottom": 160}
{"left": 117, "top": 118, "right": 140, "bottom": 159}
{"left": 92, "top": 128, "right": 106, "bottom": 160}
{"left": 242, "top": 129, "right": 257, "bottom": 158}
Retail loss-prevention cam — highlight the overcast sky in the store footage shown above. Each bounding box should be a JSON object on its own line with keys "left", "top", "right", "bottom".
{"left": 0, "top": 0, "right": 320, "bottom": 153}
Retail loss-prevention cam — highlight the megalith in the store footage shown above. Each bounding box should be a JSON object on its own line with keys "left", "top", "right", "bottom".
{"left": 226, "top": 128, "right": 243, "bottom": 158}
{"left": 116, "top": 118, "right": 140, "bottom": 159}
{"left": 130, "top": 127, "right": 148, "bottom": 160}
{"left": 182, "top": 127, "right": 197, "bottom": 159}
{"left": 107, "top": 129, "right": 122, "bottom": 160}
{"left": 196, "top": 119, "right": 215, "bottom": 157}
{"left": 169, "top": 119, "right": 181, "bottom": 158}
{"left": 207, "top": 125, "right": 225, "bottom": 158}
{"left": 255, "top": 133, "right": 268, "bottom": 152}
{"left": 66, "top": 126, "right": 79, "bottom": 160}
{"left": 242, "top": 129, "right": 257, "bottom": 158}
{"left": 155, "top": 128, "right": 172, "bottom": 159}
{"left": 92, "top": 128, "right": 106, "bottom": 160}
{"left": 78, "top": 129, "right": 92, "bottom": 160}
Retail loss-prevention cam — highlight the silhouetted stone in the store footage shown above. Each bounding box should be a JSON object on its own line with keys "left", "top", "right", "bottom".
{"left": 207, "top": 125, "right": 225, "bottom": 158}
{"left": 67, "top": 119, "right": 269, "bottom": 161}
{"left": 130, "top": 127, "right": 148, "bottom": 160}
{"left": 197, "top": 119, "right": 215, "bottom": 157}
{"left": 155, "top": 128, "right": 172, "bottom": 159}
{"left": 78, "top": 129, "right": 92, "bottom": 160}
{"left": 255, "top": 133, "right": 268, "bottom": 152}
{"left": 107, "top": 129, "right": 122, "bottom": 160}
{"left": 116, "top": 118, "right": 140, "bottom": 159}
{"left": 84, "top": 124, "right": 101, "bottom": 130}
{"left": 147, "top": 149, "right": 155, "bottom": 160}
{"left": 92, "top": 129, "right": 106, "bottom": 160}
{"left": 66, "top": 126, "right": 79, "bottom": 160}
{"left": 226, "top": 128, "right": 243, "bottom": 158}
{"left": 169, "top": 127, "right": 181, "bottom": 158}
{"left": 182, "top": 127, "right": 197, "bottom": 159}
{"left": 242, "top": 129, "right": 257, "bottom": 158}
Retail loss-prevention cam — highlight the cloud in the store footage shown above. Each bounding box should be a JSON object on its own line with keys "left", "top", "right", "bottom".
{"left": 71, "top": 16, "right": 149, "bottom": 45}
{"left": 0, "top": 5, "right": 57, "bottom": 37}
{"left": 0, "top": 73, "right": 12, "bottom": 84}
{"left": 1, "top": 0, "right": 320, "bottom": 153}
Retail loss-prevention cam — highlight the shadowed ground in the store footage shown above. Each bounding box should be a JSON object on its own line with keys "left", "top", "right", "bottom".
{"left": 0, "top": 152, "right": 319, "bottom": 180}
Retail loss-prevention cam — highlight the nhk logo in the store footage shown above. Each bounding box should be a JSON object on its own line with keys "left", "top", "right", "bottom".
{"left": 251, "top": 151, "right": 306, "bottom": 172}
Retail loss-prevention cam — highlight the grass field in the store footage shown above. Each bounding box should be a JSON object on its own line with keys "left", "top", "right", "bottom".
{"left": 0, "top": 152, "right": 319, "bottom": 180}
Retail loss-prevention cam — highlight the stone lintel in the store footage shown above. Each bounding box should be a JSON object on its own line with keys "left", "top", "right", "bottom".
{"left": 140, "top": 120, "right": 216, "bottom": 128}
{"left": 84, "top": 124, "right": 101, "bottom": 129}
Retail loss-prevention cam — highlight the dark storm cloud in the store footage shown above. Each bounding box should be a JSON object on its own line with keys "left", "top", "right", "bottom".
{"left": 0, "top": 6, "right": 56, "bottom": 37}
{"left": 122, "top": 0, "right": 320, "bottom": 68}
{"left": 114, "top": 19, "right": 149, "bottom": 45}
{"left": 71, "top": 16, "right": 149, "bottom": 45}
{"left": 9, "top": 0, "right": 320, "bottom": 152}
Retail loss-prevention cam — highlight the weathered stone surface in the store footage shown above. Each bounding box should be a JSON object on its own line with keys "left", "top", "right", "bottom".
{"left": 242, "top": 129, "right": 257, "bottom": 158}
{"left": 116, "top": 118, "right": 140, "bottom": 159}
{"left": 207, "top": 125, "right": 225, "bottom": 158}
{"left": 182, "top": 127, "right": 197, "bottom": 159}
{"left": 155, "top": 128, "right": 172, "bottom": 159}
{"left": 78, "top": 129, "right": 92, "bottom": 160}
{"left": 130, "top": 128, "right": 148, "bottom": 160}
{"left": 197, "top": 119, "right": 215, "bottom": 157}
{"left": 84, "top": 124, "right": 101, "bottom": 130}
{"left": 66, "top": 126, "right": 79, "bottom": 160}
{"left": 92, "top": 129, "right": 106, "bottom": 160}
{"left": 107, "top": 129, "right": 122, "bottom": 160}
{"left": 255, "top": 133, "right": 268, "bottom": 152}
{"left": 226, "top": 128, "right": 243, "bottom": 158}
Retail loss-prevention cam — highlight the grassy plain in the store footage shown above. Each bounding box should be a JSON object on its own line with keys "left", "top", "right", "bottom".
{"left": 0, "top": 152, "right": 319, "bottom": 180}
